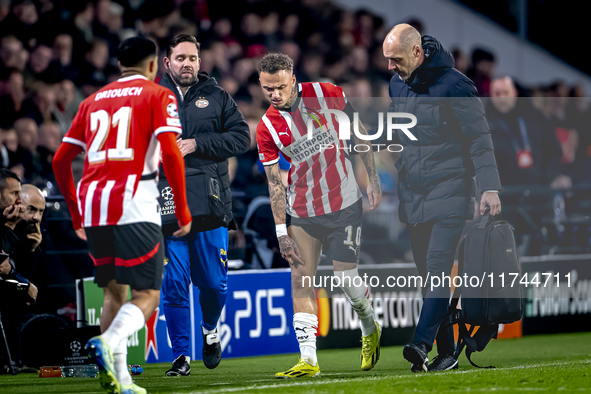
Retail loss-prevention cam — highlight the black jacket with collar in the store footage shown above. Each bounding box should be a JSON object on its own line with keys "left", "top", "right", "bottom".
{"left": 388, "top": 35, "right": 501, "bottom": 223}
{"left": 159, "top": 72, "right": 250, "bottom": 232}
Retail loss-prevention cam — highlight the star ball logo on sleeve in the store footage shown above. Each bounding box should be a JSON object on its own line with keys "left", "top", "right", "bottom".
{"left": 166, "top": 102, "right": 178, "bottom": 117}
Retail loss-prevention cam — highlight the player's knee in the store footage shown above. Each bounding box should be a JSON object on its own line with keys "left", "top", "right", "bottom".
{"left": 198, "top": 279, "right": 228, "bottom": 296}
{"left": 103, "top": 284, "right": 127, "bottom": 306}
{"left": 291, "top": 269, "right": 305, "bottom": 288}
{"left": 291, "top": 273, "right": 315, "bottom": 298}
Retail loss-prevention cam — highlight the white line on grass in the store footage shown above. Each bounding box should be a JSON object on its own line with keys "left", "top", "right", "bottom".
{"left": 185, "top": 359, "right": 591, "bottom": 393}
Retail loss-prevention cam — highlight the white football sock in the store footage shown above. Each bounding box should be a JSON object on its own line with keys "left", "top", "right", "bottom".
{"left": 336, "top": 268, "right": 377, "bottom": 336}
{"left": 202, "top": 325, "right": 217, "bottom": 335}
{"left": 293, "top": 312, "right": 318, "bottom": 366}
{"left": 113, "top": 338, "right": 132, "bottom": 385}
{"left": 102, "top": 303, "right": 145, "bottom": 350}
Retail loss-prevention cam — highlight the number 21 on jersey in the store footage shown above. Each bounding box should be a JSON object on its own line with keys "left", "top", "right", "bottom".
{"left": 88, "top": 106, "right": 134, "bottom": 163}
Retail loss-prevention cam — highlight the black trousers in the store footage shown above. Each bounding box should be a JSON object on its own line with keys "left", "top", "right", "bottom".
{"left": 407, "top": 217, "right": 466, "bottom": 355}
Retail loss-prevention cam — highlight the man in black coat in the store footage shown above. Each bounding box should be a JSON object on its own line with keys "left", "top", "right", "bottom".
{"left": 0, "top": 170, "right": 38, "bottom": 373}
{"left": 487, "top": 76, "right": 569, "bottom": 188}
{"left": 382, "top": 24, "right": 502, "bottom": 372}
{"left": 158, "top": 35, "right": 250, "bottom": 376}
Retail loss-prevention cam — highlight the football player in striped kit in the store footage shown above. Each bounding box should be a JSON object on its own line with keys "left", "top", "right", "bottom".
{"left": 256, "top": 53, "right": 382, "bottom": 378}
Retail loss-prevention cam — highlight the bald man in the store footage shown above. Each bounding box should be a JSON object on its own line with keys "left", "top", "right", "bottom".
{"left": 488, "top": 76, "right": 569, "bottom": 189}
{"left": 20, "top": 184, "right": 45, "bottom": 253}
{"left": 382, "top": 24, "right": 502, "bottom": 372}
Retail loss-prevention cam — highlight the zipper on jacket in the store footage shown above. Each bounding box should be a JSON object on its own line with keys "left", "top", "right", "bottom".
{"left": 177, "top": 85, "right": 192, "bottom": 103}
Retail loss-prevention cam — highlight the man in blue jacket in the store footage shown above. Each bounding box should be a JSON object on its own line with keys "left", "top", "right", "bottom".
{"left": 159, "top": 34, "right": 250, "bottom": 376}
{"left": 382, "top": 24, "right": 502, "bottom": 372}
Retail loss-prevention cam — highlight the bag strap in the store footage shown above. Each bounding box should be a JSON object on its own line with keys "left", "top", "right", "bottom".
{"left": 462, "top": 323, "right": 499, "bottom": 369}
{"left": 478, "top": 210, "right": 490, "bottom": 229}
{"left": 441, "top": 233, "right": 466, "bottom": 328}
{"left": 446, "top": 208, "right": 491, "bottom": 318}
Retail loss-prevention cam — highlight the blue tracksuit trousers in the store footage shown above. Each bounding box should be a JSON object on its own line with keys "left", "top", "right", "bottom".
{"left": 162, "top": 226, "right": 229, "bottom": 359}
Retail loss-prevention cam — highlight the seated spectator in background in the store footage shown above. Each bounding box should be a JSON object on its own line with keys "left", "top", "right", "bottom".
{"left": 69, "top": 0, "right": 95, "bottom": 65}
{"left": 0, "top": 127, "right": 18, "bottom": 169}
{"left": 36, "top": 122, "right": 60, "bottom": 183}
{"left": 0, "top": 169, "right": 25, "bottom": 248}
{"left": 0, "top": 0, "right": 40, "bottom": 49}
{"left": 238, "top": 13, "right": 264, "bottom": 48}
{"left": 220, "top": 77, "right": 239, "bottom": 98}
{"left": 261, "top": 12, "right": 281, "bottom": 50}
{"left": 19, "top": 82, "right": 57, "bottom": 125}
{"left": 52, "top": 77, "right": 79, "bottom": 135}
{"left": 0, "top": 35, "right": 25, "bottom": 70}
{"left": 355, "top": 10, "right": 377, "bottom": 49}
{"left": 49, "top": 33, "right": 81, "bottom": 84}
{"left": 298, "top": 50, "right": 323, "bottom": 82}
{"left": 280, "top": 41, "right": 300, "bottom": 71}
{"left": 0, "top": 127, "right": 25, "bottom": 179}
{"left": 406, "top": 17, "right": 425, "bottom": 35}
{"left": 77, "top": 39, "right": 115, "bottom": 97}
{"left": 349, "top": 46, "right": 370, "bottom": 78}
{"left": 566, "top": 84, "right": 591, "bottom": 184}
{"left": 13, "top": 117, "right": 43, "bottom": 181}
{"left": 93, "top": 0, "right": 123, "bottom": 58}
{"left": 487, "top": 76, "right": 571, "bottom": 189}
{"left": 280, "top": 14, "right": 300, "bottom": 42}
{"left": 545, "top": 81, "right": 580, "bottom": 179}
{"left": 451, "top": 47, "right": 468, "bottom": 75}
{"left": 23, "top": 42, "right": 54, "bottom": 87}
{"left": 0, "top": 170, "right": 39, "bottom": 374}
{"left": 210, "top": 18, "right": 242, "bottom": 60}
{"left": 0, "top": 67, "right": 24, "bottom": 129}
{"left": 322, "top": 52, "right": 347, "bottom": 83}
{"left": 52, "top": 33, "right": 74, "bottom": 70}
{"left": 467, "top": 48, "right": 496, "bottom": 97}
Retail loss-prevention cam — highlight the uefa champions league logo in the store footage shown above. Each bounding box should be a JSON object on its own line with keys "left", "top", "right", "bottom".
{"left": 162, "top": 187, "right": 174, "bottom": 201}
{"left": 70, "top": 341, "right": 81, "bottom": 355}
{"left": 160, "top": 187, "right": 176, "bottom": 215}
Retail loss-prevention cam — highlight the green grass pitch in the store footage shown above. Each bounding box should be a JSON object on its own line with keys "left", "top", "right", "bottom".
{"left": 1, "top": 332, "right": 590, "bottom": 393}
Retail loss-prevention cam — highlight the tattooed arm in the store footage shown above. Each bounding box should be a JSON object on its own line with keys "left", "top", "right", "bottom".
{"left": 264, "top": 162, "right": 305, "bottom": 267}
{"left": 351, "top": 119, "right": 382, "bottom": 211}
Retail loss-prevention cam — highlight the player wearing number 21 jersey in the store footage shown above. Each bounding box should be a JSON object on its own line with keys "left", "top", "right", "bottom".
{"left": 53, "top": 37, "right": 191, "bottom": 394}
{"left": 59, "top": 75, "right": 186, "bottom": 228}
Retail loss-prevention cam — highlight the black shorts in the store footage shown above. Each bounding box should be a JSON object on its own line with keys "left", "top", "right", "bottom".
{"left": 85, "top": 222, "right": 164, "bottom": 290}
{"left": 289, "top": 199, "right": 362, "bottom": 263}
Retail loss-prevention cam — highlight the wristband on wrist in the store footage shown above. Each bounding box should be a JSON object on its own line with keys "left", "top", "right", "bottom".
{"left": 276, "top": 224, "right": 288, "bottom": 238}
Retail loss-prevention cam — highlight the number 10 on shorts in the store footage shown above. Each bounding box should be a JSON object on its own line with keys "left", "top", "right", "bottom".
{"left": 343, "top": 225, "right": 361, "bottom": 246}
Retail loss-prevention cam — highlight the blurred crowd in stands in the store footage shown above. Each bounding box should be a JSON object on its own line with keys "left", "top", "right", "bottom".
{"left": 1, "top": 0, "right": 591, "bottom": 267}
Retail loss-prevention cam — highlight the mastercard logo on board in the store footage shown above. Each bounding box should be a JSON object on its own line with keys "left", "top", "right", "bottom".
{"left": 315, "top": 288, "right": 330, "bottom": 337}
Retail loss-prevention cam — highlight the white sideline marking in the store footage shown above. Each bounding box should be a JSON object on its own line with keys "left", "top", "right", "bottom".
{"left": 185, "top": 359, "right": 590, "bottom": 393}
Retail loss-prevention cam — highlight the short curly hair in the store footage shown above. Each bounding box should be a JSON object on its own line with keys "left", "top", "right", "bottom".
{"left": 256, "top": 53, "right": 293, "bottom": 75}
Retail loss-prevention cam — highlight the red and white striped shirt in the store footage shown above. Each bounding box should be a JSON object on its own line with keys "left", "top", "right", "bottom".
{"left": 62, "top": 75, "right": 182, "bottom": 227}
{"left": 256, "top": 82, "right": 361, "bottom": 218}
